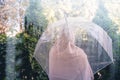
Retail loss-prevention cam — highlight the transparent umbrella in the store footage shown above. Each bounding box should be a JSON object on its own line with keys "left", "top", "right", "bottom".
{"left": 34, "top": 17, "right": 113, "bottom": 79}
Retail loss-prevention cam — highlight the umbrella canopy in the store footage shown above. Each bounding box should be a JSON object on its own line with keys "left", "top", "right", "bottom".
{"left": 34, "top": 17, "right": 113, "bottom": 77}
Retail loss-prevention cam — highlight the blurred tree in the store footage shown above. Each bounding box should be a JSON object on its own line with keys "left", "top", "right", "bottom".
{"left": 25, "top": 0, "right": 48, "bottom": 31}
{"left": 15, "top": 24, "right": 48, "bottom": 80}
{"left": 93, "top": 0, "right": 119, "bottom": 80}
{"left": 15, "top": 0, "right": 48, "bottom": 79}
{"left": 0, "top": 33, "right": 6, "bottom": 80}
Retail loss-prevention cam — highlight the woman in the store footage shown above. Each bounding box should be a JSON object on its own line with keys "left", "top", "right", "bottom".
{"left": 49, "top": 28, "right": 94, "bottom": 80}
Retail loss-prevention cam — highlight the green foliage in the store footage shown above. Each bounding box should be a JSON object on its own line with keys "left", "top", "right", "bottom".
{"left": 0, "top": 33, "right": 7, "bottom": 80}
{"left": 15, "top": 0, "right": 49, "bottom": 79}
{"left": 15, "top": 20, "right": 48, "bottom": 80}
{"left": 0, "top": 34, "right": 6, "bottom": 43}
{"left": 15, "top": 34, "right": 48, "bottom": 79}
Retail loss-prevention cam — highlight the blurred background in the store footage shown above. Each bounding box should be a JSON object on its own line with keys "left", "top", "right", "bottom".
{"left": 0, "top": 0, "right": 120, "bottom": 80}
